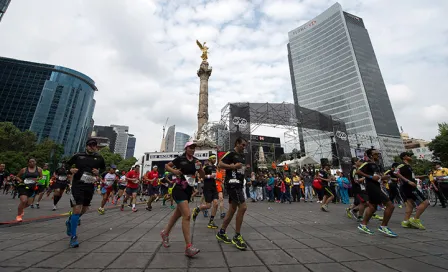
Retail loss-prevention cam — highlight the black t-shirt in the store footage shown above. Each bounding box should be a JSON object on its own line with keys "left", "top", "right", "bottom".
{"left": 172, "top": 154, "right": 198, "bottom": 180}
{"left": 318, "top": 170, "right": 329, "bottom": 186}
{"left": 350, "top": 167, "right": 361, "bottom": 191}
{"left": 396, "top": 164, "right": 415, "bottom": 187}
{"left": 66, "top": 152, "right": 106, "bottom": 183}
{"left": 384, "top": 169, "right": 398, "bottom": 183}
{"left": 221, "top": 150, "right": 246, "bottom": 186}
{"left": 55, "top": 167, "right": 68, "bottom": 182}
{"left": 0, "top": 170, "right": 10, "bottom": 184}
{"left": 358, "top": 162, "right": 380, "bottom": 185}
{"left": 203, "top": 164, "right": 217, "bottom": 187}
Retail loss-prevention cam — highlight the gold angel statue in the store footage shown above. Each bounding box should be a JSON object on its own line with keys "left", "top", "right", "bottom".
{"left": 196, "top": 40, "right": 209, "bottom": 61}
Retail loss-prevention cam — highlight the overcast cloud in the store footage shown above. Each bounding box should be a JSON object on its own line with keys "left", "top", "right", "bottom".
{"left": 1, "top": 0, "right": 447, "bottom": 158}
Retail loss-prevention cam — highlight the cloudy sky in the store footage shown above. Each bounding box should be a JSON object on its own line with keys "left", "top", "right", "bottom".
{"left": 1, "top": 0, "right": 447, "bottom": 158}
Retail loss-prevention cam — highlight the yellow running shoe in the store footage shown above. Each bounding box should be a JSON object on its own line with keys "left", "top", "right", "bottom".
{"left": 372, "top": 214, "right": 383, "bottom": 220}
{"left": 409, "top": 218, "right": 426, "bottom": 230}
{"left": 401, "top": 221, "right": 411, "bottom": 228}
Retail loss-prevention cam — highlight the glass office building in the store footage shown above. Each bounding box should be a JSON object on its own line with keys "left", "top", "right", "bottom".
{"left": 126, "top": 134, "right": 136, "bottom": 159}
{"left": 287, "top": 3, "right": 404, "bottom": 165}
{"left": 0, "top": 57, "right": 97, "bottom": 156}
{"left": 174, "top": 132, "right": 190, "bottom": 152}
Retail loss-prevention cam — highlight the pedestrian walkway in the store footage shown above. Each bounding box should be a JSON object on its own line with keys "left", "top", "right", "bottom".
{"left": 0, "top": 201, "right": 447, "bottom": 271}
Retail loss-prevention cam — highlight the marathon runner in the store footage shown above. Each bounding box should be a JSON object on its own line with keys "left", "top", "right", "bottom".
{"left": 356, "top": 148, "right": 397, "bottom": 237}
{"left": 52, "top": 162, "right": 70, "bottom": 211}
{"left": 192, "top": 155, "right": 219, "bottom": 229}
{"left": 384, "top": 163, "right": 402, "bottom": 208}
{"left": 15, "top": 158, "right": 43, "bottom": 222}
{"left": 160, "top": 171, "right": 171, "bottom": 206}
{"left": 395, "top": 152, "right": 429, "bottom": 230}
{"left": 122, "top": 165, "right": 140, "bottom": 212}
{"left": 115, "top": 170, "right": 127, "bottom": 207}
{"left": 429, "top": 160, "right": 448, "bottom": 208}
{"left": 65, "top": 138, "right": 106, "bottom": 248}
{"left": 318, "top": 163, "right": 334, "bottom": 212}
{"left": 32, "top": 163, "right": 50, "bottom": 209}
{"left": 0, "top": 164, "right": 10, "bottom": 192}
{"left": 160, "top": 141, "right": 205, "bottom": 257}
{"left": 216, "top": 137, "right": 248, "bottom": 250}
{"left": 145, "top": 166, "right": 159, "bottom": 211}
{"left": 98, "top": 165, "right": 118, "bottom": 215}
{"left": 216, "top": 168, "right": 226, "bottom": 219}
{"left": 346, "top": 157, "right": 367, "bottom": 221}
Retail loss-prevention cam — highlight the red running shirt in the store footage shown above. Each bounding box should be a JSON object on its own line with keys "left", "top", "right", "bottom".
{"left": 126, "top": 170, "right": 140, "bottom": 189}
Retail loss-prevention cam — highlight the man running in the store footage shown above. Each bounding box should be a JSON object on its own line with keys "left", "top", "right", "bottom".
{"left": 318, "top": 164, "right": 334, "bottom": 212}
{"left": 115, "top": 170, "right": 128, "bottom": 206}
{"left": 52, "top": 162, "right": 70, "bottom": 211}
{"left": 429, "top": 160, "right": 448, "bottom": 208}
{"left": 32, "top": 163, "right": 50, "bottom": 209}
{"left": 122, "top": 165, "right": 140, "bottom": 212}
{"left": 98, "top": 165, "right": 118, "bottom": 215}
{"left": 356, "top": 149, "right": 397, "bottom": 237}
{"left": 146, "top": 166, "right": 159, "bottom": 211}
{"left": 65, "top": 138, "right": 106, "bottom": 248}
{"left": 346, "top": 157, "right": 368, "bottom": 221}
{"left": 15, "top": 158, "right": 43, "bottom": 221}
{"left": 216, "top": 137, "right": 248, "bottom": 250}
{"left": 0, "top": 164, "right": 9, "bottom": 190}
{"left": 395, "top": 152, "right": 429, "bottom": 230}
{"left": 192, "top": 155, "right": 220, "bottom": 229}
{"left": 384, "top": 163, "right": 402, "bottom": 208}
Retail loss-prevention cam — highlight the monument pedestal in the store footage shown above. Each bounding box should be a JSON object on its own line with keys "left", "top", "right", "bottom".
{"left": 195, "top": 60, "right": 214, "bottom": 149}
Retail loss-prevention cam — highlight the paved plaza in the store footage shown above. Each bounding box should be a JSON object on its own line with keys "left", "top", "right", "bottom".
{"left": 0, "top": 197, "right": 447, "bottom": 272}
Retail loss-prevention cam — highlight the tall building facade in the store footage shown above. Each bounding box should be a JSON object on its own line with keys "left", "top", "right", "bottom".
{"left": 126, "top": 134, "right": 136, "bottom": 159}
{"left": 111, "top": 125, "right": 129, "bottom": 158}
{"left": 287, "top": 3, "right": 403, "bottom": 165}
{"left": 0, "top": 57, "right": 97, "bottom": 155}
{"left": 165, "top": 125, "right": 175, "bottom": 152}
{"left": 0, "top": 0, "right": 11, "bottom": 22}
{"left": 92, "top": 125, "right": 117, "bottom": 151}
{"left": 174, "top": 132, "right": 190, "bottom": 152}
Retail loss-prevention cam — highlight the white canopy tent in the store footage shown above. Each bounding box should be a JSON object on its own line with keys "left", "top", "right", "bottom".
{"left": 277, "top": 156, "right": 319, "bottom": 168}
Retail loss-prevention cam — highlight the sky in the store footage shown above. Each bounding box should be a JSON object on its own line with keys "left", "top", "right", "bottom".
{"left": 1, "top": 0, "right": 447, "bottom": 158}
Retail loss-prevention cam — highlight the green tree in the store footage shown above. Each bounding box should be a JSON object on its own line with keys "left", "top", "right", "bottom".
{"left": 0, "top": 122, "right": 36, "bottom": 152}
{"left": 428, "top": 123, "right": 448, "bottom": 166}
{"left": 117, "top": 157, "right": 138, "bottom": 172}
{"left": 0, "top": 151, "right": 27, "bottom": 174}
{"left": 99, "top": 147, "right": 123, "bottom": 168}
{"left": 29, "top": 138, "right": 65, "bottom": 170}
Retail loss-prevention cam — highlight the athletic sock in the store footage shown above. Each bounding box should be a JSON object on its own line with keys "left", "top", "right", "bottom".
{"left": 70, "top": 214, "right": 80, "bottom": 237}
{"left": 132, "top": 204, "right": 136, "bottom": 208}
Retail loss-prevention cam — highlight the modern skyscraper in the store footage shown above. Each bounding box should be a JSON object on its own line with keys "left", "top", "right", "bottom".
{"left": 0, "top": 57, "right": 97, "bottom": 155}
{"left": 126, "top": 134, "right": 136, "bottom": 159}
{"left": 110, "top": 125, "right": 129, "bottom": 158}
{"left": 174, "top": 132, "right": 190, "bottom": 152}
{"left": 92, "top": 125, "right": 117, "bottom": 151}
{"left": 287, "top": 3, "right": 403, "bottom": 165}
{"left": 0, "top": 0, "right": 11, "bottom": 22}
{"left": 165, "top": 125, "right": 175, "bottom": 152}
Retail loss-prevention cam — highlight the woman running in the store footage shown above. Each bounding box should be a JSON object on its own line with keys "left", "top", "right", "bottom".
{"left": 160, "top": 141, "right": 205, "bottom": 257}
{"left": 15, "top": 158, "right": 43, "bottom": 221}
{"left": 52, "top": 162, "right": 70, "bottom": 211}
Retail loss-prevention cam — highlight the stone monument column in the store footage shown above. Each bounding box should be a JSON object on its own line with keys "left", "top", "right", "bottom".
{"left": 196, "top": 60, "right": 212, "bottom": 140}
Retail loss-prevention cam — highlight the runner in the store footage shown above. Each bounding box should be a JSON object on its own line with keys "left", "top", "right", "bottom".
{"left": 384, "top": 163, "right": 402, "bottom": 208}
{"left": 31, "top": 163, "right": 50, "bottom": 209}
{"left": 395, "top": 152, "right": 429, "bottom": 230}
{"left": 98, "top": 165, "right": 118, "bottom": 215}
{"left": 65, "top": 138, "right": 106, "bottom": 248}
{"left": 160, "top": 141, "right": 204, "bottom": 257}
{"left": 160, "top": 171, "right": 171, "bottom": 206}
{"left": 0, "top": 164, "right": 10, "bottom": 191}
{"left": 146, "top": 166, "right": 159, "bottom": 211}
{"left": 52, "top": 162, "right": 70, "bottom": 211}
{"left": 216, "top": 168, "right": 226, "bottom": 218}
{"left": 15, "top": 158, "right": 43, "bottom": 222}
{"left": 318, "top": 164, "right": 334, "bottom": 212}
{"left": 356, "top": 148, "right": 397, "bottom": 236}
{"left": 216, "top": 137, "right": 248, "bottom": 250}
{"left": 192, "top": 155, "right": 220, "bottom": 229}
{"left": 121, "top": 166, "right": 140, "bottom": 212}
{"left": 346, "top": 157, "right": 368, "bottom": 221}
{"left": 429, "top": 160, "right": 448, "bottom": 208}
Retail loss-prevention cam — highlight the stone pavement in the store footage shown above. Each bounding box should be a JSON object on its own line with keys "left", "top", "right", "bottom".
{"left": 0, "top": 199, "right": 448, "bottom": 272}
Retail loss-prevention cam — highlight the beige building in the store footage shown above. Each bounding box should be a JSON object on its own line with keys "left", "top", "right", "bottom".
{"left": 400, "top": 132, "right": 429, "bottom": 150}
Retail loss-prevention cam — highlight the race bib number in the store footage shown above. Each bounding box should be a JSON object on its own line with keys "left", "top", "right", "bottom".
{"left": 184, "top": 175, "right": 195, "bottom": 187}
{"left": 105, "top": 179, "right": 114, "bottom": 186}
{"left": 81, "top": 173, "right": 96, "bottom": 184}
{"left": 228, "top": 179, "right": 240, "bottom": 184}
{"left": 58, "top": 176, "right": 67, "bottom": 181}
{"left": 360, "top": 183, "right": 366, "bottom": 191}
{"left": 24, "top": 178, "right": 35, "bottom": 184}
{"left": 237, "top": 166, "right": 246, "bottom": 175}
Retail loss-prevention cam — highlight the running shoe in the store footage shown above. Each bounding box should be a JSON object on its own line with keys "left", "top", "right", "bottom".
{"left": 216, "top": 232, "right": 232, "bottom": 244}
{"left": 70, "top": 236, "right": 79, "bottom": 248}
{"left": 203, "top": 210, "right": 209, "bottom": 218}
{"left": 98, "top": 208, "right": 105, "bottom": 215}
{"left": 30, "top": 204, "right": 34, "bottom": 209}
{"left": 160, "top": 229, "right": 170, "bottom": 248}
{"left": 146, "top": 207, "right": 152, "bottom": 211}
{"left": 409, "top": 218, "right": 426, "bottom": 230}
{"left": 53, "top": 206, "right": 57, "bottom": 211}
{"left": 358, "top": 224, "right": 374, "bottom": 235}
{"left": 232, "top": 234, "right": 248, "bottom": 250}
{"left": 372, "top": 214, "right": 383, "bottom": 220}
{"left": 16, "top": 215, "right": 23, "bottom": 222}
{"left": 132, "top": 207, "right": 138, "bottom": 212}
{"left": 398, "top": 204, "right": 403, "bottom": 209}
{"left": 170, "top": 205, "right": 175, "bottom": 210}
{"left": 357, "top": 216, "right": 363, "bottom": 222}
{"left": 350, "top": 209, "right": 358, "bottom": 220}
{"left": 346, "top": 208, "right": 353, "bottom": 219}
{"left": 220, "top": 213, "right": 226, "bottom": 219}
{"left": 192, "top": 207, "right": 200, "bottom": 222}
{"left": 65, "top": 217, "right": 71, "bottom": 236}
{"left": 185, "top": 244, "right": 200, "bottom": 257}
{"left": 36, "top": 204, "right": 40, "bottom": 209}
{"left": 321, "top": 204, "right": 329, "bottom": 212}
{"left": 378, "top": 226, "right": 398, "bottom": 237}
{"left": 207, "top": 221, "right": 218, "bottom": 229}
{"left": 401, "top": 221, "right": 411, "bottom": 228}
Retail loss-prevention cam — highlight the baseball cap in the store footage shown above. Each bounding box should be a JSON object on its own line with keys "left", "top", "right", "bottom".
{"left": 184, "top": 141, "right": 197, "bottom": 149}
{"left": 86, "top": 138, "right": 98, "bottom": 146}
{"left": 399, "top": 152, "right": 413, "bottom": 159}
{"left": 153, "top": 165, "right": 158, "bottom": 169}
{"left": 110, "top": 164, "right": 117, "bottom": 169}
{"left": 209, "top": 155, "right": 216, "bottom": 160}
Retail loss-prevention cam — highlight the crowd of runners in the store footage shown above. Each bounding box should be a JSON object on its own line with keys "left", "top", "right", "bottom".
{"left": 1, "top": 136, "right": 448, "bottom": 257}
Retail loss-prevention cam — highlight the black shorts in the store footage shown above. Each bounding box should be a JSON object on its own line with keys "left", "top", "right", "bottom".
{"left": 147, "top": 184, "right": 158, "bottom": 196}
{"left": 36, "top": 184, "right": 47, "bottom": 193}
{"left": 126, "top": 187, "right": 138, "bottom": 195}
{"left": 118, "top": 184, "right": 127, "bottom": 190}
{"left": 70, "top": 182, "right": 95, "bottom": 207}
{"left": 172, "top": 185, "right": 193, "bottom": 203}
{"left": 356, "top": 191, "right": 369, "bottom": 204}
{"left": 366, "top": 181, "right": 390, "bottom": 206}
{"left": 18, "top": 185, "right": 36, "bottom": 198}
{"left": 203, "top": 185, "right": 219, "bottom": 203}
{"left": 160, "top": 185, "right": 169, "bottom": 196}
{"left": 401, "top": 185, "right": 426, "bottom": 203}
{"left": 322, "top": 185, "right": 334, "bottom": 197}
{"left": 54, "top": 182, "right": 68, "bottom": 190}
{"left": 226, "top": 185, "right": 245, "bottom": 205}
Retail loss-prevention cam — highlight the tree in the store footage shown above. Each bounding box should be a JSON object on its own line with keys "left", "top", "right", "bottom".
{"left": 0, "top": 122, "right": 36, "bottom": 153}
{"left": 428, "top": 123, "right": 448, "bottom": 166}
{"left": 117, "top": 157, "right": 138, "bottom": 172}
{"left": 29, "top": 138, "right": 65, "bottom": 170}
{"left": 99, "top": 147, "right": 123, "bottom": 168}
